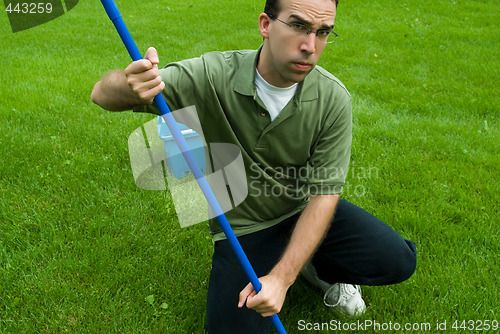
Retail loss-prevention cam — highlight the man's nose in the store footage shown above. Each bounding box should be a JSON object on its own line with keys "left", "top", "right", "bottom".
{"left": 300, "top": 33, "right": 317, "bottom": 54}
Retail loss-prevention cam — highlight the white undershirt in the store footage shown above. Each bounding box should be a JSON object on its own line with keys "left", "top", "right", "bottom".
{"left": 255, "top": 69, "right": 298, "bottom": 121}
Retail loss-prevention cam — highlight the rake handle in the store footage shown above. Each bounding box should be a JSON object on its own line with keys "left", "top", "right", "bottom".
{"left": 99, "top": 1, "right": 287, "bottom": 333}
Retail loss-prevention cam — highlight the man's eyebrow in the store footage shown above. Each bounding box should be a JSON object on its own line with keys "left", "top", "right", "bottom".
{"left": 288, "top": 14, "right": 334, "bottom": 30}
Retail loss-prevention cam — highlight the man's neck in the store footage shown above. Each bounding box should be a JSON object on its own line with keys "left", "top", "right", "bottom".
{"left": 256, "top": 44, "right": 297, "bottom": 88}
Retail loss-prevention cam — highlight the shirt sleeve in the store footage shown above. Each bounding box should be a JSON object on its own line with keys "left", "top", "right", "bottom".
{"left": 307, "top": 97, "right": 352, "bottom": 195}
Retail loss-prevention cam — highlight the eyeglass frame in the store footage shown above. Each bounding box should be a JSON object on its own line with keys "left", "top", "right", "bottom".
{"left": 267, "top": 13, "right": 339, "bottom": 44}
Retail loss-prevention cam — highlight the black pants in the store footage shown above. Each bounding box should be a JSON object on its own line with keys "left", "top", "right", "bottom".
{"left": 205, "top": 199, "right": 417, "bottom": 333}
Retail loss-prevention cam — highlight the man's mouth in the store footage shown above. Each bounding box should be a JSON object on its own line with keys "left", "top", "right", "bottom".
{"left": 293, "top": 62, "right": 313, "bottom": 71}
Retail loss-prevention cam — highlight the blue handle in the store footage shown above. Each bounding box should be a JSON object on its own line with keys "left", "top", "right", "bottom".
{"left": 99, "top": 1, "right": 287, "bottom": 333}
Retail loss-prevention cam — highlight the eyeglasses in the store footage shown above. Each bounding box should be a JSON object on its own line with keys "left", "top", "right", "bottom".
{"left": 269, "top": 14, "right": 339, "bottom": 44}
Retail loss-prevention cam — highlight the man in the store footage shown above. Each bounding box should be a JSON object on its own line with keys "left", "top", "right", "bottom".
{"left": 92, "top": 0, "right": 417, "bottom": 332}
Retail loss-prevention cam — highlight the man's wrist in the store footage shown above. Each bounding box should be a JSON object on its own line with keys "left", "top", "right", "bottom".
{"left": 270, "top": 262, "right": 300, "bottom": 288}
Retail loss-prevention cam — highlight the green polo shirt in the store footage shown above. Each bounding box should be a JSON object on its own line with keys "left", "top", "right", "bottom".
{"left": 135, "top": 48, "right": 352, "bottom": 241}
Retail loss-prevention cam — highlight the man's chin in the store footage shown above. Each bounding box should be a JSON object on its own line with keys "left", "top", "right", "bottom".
{"left": 288, "top": 69, "right": 313, "bottom": 83}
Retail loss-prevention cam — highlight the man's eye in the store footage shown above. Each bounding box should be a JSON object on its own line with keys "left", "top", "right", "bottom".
{"left": 291, "top": 23, "right": 308, "bottom": 32}
{"left": 318, "top": 30, "right": 331, "bottom": 37}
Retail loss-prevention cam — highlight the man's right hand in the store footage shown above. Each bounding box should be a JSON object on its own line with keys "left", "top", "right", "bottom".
{"left": 91, "top": 46, "right": 165, "bottom": 111}
{"left": 125, "top": 47, "right": 165, "bottom": 105}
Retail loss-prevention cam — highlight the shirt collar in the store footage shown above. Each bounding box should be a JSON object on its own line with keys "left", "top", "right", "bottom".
{"left": 234, "top": 46, "right": 319, "bottom": 102}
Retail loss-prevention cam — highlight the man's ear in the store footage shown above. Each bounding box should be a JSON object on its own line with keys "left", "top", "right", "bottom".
{"left": 258, "top": 13, "right": 272, "bottom": 39}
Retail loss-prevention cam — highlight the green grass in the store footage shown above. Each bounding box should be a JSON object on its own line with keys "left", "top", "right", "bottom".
{"left": 0, "top": 0, "right": 499, "bottom": 333}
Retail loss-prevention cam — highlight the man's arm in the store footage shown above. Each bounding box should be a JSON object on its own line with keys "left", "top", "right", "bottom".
{"left": 238, "top": 194, "right": 339, "bottom": 317}
{"left": 91, "top": 47, "right": 165, "bottom": 111}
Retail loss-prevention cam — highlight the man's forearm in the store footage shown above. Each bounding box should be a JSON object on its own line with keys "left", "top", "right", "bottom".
{"left": 238, "top": 194, "right": 339, "bottom": 316}
{"left": 271, "top": 194, "right": 339, "bottom": 287}
{"left": 91, "top": 70, "right": 142, "bottom": 111}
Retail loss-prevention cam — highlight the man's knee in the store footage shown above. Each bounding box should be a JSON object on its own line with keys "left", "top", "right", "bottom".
{"left": 388, "top": 239, "right": 417, "bottom": 284}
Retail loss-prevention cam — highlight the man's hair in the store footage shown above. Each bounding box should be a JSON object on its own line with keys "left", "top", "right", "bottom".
{"left": 264, "top": 0, "right": 339, "bottom": 18}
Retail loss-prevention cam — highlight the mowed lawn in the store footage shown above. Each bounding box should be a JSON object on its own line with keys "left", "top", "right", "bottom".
{"left": 0, "top": 0, "right": 498, "bottom": 333}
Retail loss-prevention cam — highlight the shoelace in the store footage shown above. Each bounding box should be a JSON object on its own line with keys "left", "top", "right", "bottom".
{"left": 323, "top": 283, "right": 362, "bottom": 307}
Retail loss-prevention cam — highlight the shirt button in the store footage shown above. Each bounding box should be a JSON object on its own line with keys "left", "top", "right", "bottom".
{"left": 260, "top": 112, "right": 267, "bottom": 117}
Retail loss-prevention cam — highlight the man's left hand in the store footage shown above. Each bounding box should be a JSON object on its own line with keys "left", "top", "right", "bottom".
{"left": 237, "top": 274, "right": 290, "bottom": 317}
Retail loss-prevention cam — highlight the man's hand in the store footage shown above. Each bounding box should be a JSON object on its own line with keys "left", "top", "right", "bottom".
{"left": 91, "top": 46, "right": 165, "bottom": 111}
{"left": 237, "top": 273, "right": 291, "bottom": 317}
{"left": 124, "top": 47, "right": 165, "bottom": 105}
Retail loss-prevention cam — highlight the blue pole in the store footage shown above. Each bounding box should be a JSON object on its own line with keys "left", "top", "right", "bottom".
{"left": 99, "top": 1, "right": 287, "bottom": 332}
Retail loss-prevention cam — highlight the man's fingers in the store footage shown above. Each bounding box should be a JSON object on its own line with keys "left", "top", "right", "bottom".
{"left": 247, "top": 292, "right": 281, "bottom": 317}
{"left": 244, "top": 280, "right": 283, "bottom": 317}
{"left": 144, "top": 46, "right": 159, "bottom": 65}
{"left": 246, "top": 290, "right": 265, "bottom": 310}
{"left": 239, "top": 282, "right": 274, "bottom": 311}
{"left": 125, "top": 47, "right": 159, "bottom": 74}
{"left": 125, "top": 59, "right": 154, "bottom": 75}
{"left": 127, "top": 71, "right": 163, "bottom": 89}
{"left": 132, "top": 80, "right": 165, "bottom": 104}
{"left": 123, "top": 49, "right": 164, "bottom": 104}
{"left": 238, "top": 281, "right": 282, "bottom": 317}
{"left": 238, "top": 283, "right": 255, "bottom": 308}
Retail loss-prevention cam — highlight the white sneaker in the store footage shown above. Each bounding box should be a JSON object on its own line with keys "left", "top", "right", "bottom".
{"left": 301, "top": 261, "right": 366, "bottom": 317}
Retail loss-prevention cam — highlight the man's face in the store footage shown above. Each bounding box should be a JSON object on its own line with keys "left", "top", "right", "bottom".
{"left": 259, "top": 0, "right": 337, "bottom": 87}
